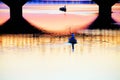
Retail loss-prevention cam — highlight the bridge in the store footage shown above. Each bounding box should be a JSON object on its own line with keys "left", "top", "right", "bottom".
{"left": 0, "top": 0, "right": 120, "bottom": 33}
{"left": 28, "top": 0, "right": 94, "bottom": 4}
{"left": 0, "top": 0, "right": 29, "bottom": 20}
{"left": 28, "top": 0, "right": 120, "bottom": 4}
{"left": 0, "top": 0, "right": 119, "bottom": 19}
{"left": 88, "top": 0, "right": 120, "bottom": 29}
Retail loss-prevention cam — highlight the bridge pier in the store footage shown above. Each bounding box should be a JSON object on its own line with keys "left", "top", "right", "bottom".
{"left": 88, "top": 0, "right": 120, "bottom": 29}
{"left": 0, "top": 0, "right": 44, "bottom": 34}
{"left": 0, "top": 0, "right": 29, "bottom": 19}
{"left": 92, "top": 0, "right": 119, "bottom": 17}
{"left": 99, "top": 5, "right": 111, "bottom": 17}
{"left": 10, "top": 5, "right": 22, "bottom": 20}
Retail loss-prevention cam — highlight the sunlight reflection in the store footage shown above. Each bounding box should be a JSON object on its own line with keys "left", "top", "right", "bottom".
{"left": 0, "top": 30, "right": 120, "bottom": 80}
{"left": 0, "top": 4, "right": 10, "bottom": 25}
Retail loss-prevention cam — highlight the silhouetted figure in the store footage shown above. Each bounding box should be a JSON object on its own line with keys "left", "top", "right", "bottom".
{"left": 68, "top": 33, "right": 77, "bottom": 51}
{"left": 88, "top": 0, "right": 120, "bottom": 29}
{"left": 59, "top": 5, "right": 66, "bottom": 12}
{"left": 0, "top": 0, "right": 44, "bottom": 34}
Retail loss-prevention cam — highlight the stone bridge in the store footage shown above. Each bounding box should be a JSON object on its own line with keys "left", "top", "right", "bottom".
{"left": 0, "top": 0, "right": 119, "bottom": 19}
{"left": 0, "top": 0, "right": 119, "bottom": 31}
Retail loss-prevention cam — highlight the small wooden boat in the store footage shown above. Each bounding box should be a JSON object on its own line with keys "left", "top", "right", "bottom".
{"left": 59, "top": 5, "right": 67, "bottom": 12}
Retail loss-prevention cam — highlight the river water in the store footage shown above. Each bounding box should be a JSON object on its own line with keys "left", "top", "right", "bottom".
{"left": 0, "top": 3, "right": 120, "bottom": 80}
{"left": 0, "top": 30, "right": 120, "bottom": 80}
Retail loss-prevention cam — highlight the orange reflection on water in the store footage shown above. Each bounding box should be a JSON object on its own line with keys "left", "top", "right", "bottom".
{"left": 23, "top": 4, "right": 120, "bottom": 34}
{"left": 112, "top": 3, "right": 120, "bottom": 23}
{"left": 0, "top": 13, "right": 10, "bottom": 25}
{"left": 0, "top": 31, "right": 120, "bottom": 80}
{"left": 24, "top": 13, "right": 97, "bottom": 33}
{"left": 0, "top": 3, "right": 10, "bottom": 25}
{"left": 23, "top": 4, "right": 98, "bottom": 34}
{"left": 0, "top": 3, "right": 120, "bottom": 33}
{"left": 112, "top": 13, "right": 120, "bottom": 23}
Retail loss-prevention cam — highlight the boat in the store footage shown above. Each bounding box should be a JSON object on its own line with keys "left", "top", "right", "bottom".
{"left": 59, "top": 5, "right": 66, "bottom": 12}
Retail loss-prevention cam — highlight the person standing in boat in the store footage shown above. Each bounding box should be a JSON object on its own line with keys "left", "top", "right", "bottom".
{"left": 68, "top": 33, "right": 77, "bottom": 51}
